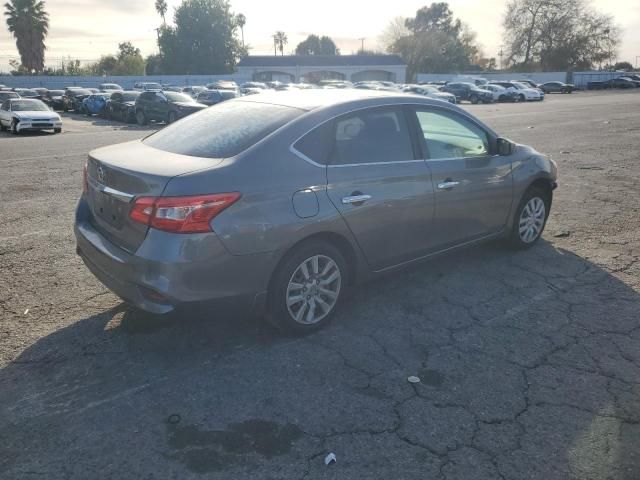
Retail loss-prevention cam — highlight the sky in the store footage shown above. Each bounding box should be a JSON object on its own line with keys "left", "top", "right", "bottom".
{"left": 1, "top": 0, "right": 639, "bottom": 71}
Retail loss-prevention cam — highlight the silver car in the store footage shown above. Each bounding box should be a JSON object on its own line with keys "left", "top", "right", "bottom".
{"left": 75, "top": 90, "right": 557, "bottom": 333}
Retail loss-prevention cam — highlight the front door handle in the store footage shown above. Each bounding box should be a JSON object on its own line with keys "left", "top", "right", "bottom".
{"left": 342, "top": 194, "right": 372, "bottom": 205}
{"left": 437, "top": 180, "right": 460, "bottom": 190}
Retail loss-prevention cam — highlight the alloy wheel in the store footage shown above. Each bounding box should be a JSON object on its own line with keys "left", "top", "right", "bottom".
{"left": 518, "top": 197, "right": 546, "bottom": 243}
{"left": 286, "top": 255, "right": 341, "bottom": 325}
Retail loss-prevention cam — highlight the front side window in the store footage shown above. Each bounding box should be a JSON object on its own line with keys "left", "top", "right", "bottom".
{"left": 414, "top": 109, "right": 489, "bottom": 160}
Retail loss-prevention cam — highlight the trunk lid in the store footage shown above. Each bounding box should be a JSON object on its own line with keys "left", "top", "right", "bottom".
{"left": 86, "top": 140, "right": 222, "bottom": 252}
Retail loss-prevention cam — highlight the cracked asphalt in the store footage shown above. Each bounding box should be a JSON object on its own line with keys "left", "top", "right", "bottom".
{"left": 1, "top": 90, "right": 639, "bottom": 479}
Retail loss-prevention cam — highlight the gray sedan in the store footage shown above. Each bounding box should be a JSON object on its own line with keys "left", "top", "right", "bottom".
{"left": 75, "top": 90, "right": 557, "bottom": 333}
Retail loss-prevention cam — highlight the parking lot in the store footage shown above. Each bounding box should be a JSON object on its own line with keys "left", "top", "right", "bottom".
{"left": 1, "top": 90, "right": 639, "bottom": 479}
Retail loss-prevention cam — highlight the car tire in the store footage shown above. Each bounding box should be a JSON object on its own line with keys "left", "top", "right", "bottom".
{"left": 519, "top": 94, "right": 526, "bottom": 102}
{"left": 11, "top": 119, "right": 19, "bottom": 135}
{"left": 168, "top": 111, "right": 177, "bottom": 124}
{"left": 267, "top": 240, "right": 348, "bottom": 335}
{"left": 136, "top": 110, "right": 147, "bottom": 126}
{"left": 54, "top": 128, "right": 61, "bottom": 134}
{"left": 0, "top": 121, "right": 6, "bottom": 132}
{"left": 498, "top": 95, "right": 506, "bottom": 102}
{"left": 470, "top": 96, "right": 479, "bottom": 104}
{"left": 509, "top": 186, "right": 550, "bottom": 249}
{"left": 105, "top": 106, "right": 112, "bottom": 120}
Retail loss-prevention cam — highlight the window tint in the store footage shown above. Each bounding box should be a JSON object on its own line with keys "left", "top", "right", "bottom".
{"left": 293, "top": 121, "right": 335, "bottom": 165}
{"left": 415, "top": 109, "right": 489, "bottom": 159}
{"left": 143, "top": 101, "right": 303, "bottom": 158}
{"left": 330, "top": 107, "right": 414, "bottom": 165}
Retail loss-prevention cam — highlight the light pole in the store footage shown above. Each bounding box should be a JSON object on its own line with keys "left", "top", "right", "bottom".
{"left": 358, "top": 37, "right": 365, "bottom": 54}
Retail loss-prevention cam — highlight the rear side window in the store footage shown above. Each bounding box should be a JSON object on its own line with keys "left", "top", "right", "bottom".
{"left": 144, "top": 101, "right": 303, "bottom": 158}
{"left": 330, "top": 107, "right": 414, "bottom": 165}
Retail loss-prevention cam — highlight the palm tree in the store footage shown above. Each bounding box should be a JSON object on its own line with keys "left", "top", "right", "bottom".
{"left": 155, "top": 0, "right": 167, "bottom": 25}
{"left": 236, "top": 13, "right": 246, "bottom": 48}
{"left": 272, "top": 31, "right": 288, "bottom": 56}
{"left": 4, "top": 0, "right": 49, "bottom": 73}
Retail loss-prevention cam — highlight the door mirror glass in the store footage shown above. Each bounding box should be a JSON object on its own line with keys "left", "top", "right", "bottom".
{"left": 497, "top": 137, "right": 515, "bottom": 156}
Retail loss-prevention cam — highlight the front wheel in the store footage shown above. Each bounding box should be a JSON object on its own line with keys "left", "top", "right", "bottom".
{"left": 136, "top": 110, "right": 147, "bottom": 126}
{"left": 519, "top": 94, "right": 526, "bottom": 102}
{"left": 54, "top": 128, "right": 61, "bottom": 134}
{"left": 11, "top": 119, "right": 19, "bottom": 135}
{"left": 509, "top": 187, "right": 550, "bottom": 249}
{"left": 470, "top": 96, "right": 479, "bottom": 104}
{"left": 267, "top": 241, "right": 348, "bottom": 334}
{"left": 167, "top": 111, "right": 177, "bottom": 124}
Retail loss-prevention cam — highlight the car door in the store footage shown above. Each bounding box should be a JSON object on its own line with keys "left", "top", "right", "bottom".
{"left": 0, "top": 100, "right": 9, "bottom": 126}
{"left": 322, "top": 105, "right": 436, "bottom": 270}
{"left": 410, "top": 106, "right": 513, "bottom": 248}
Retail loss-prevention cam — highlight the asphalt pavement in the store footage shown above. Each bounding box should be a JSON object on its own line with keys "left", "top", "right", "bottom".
{"left": 1, "top": 90, "right": 639, "bottom": 479}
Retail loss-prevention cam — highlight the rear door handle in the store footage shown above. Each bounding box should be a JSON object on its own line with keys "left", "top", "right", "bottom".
{"left": 342, "top": 194, "right": 372, "bottom": 205}
{"left": 437, "top": 181, "right": 460, "bottom": 190}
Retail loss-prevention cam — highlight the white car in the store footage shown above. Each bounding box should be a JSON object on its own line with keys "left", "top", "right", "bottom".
{"left": 479, "top": 84, "right": 516, "bottom": 102}
{"left": 0, "top": 98, "right": 62, "bottom": 134}
{"left": 490, "top": 81, "right": 542, "bottom": 101}
{"left": 404, "top": 85, "right": 457, "bottom": 104}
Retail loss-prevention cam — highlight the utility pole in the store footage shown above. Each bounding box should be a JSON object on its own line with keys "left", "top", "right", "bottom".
{"left": 498, "top": 47, "right": 504, "bottom": 71}
{"left": 636, "top": 56, "right": 640, "bottom": 70}
{"left": 358, "top": 37, "right": 365, "bottom": 54}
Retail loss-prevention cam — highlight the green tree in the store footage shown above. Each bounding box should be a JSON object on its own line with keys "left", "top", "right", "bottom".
{"left": 503, "top": 0, "right": 620, "bottom": 70}
{"left": 295, "top": 34, "right": 337, "bottom": 55}
{"left": 385, "top": 3, "right": 481, "bottom": 79}
{"left": 272, "top": 31, "right": 288, "bottom": 56}
{"left": 4, "top": 0, "right": 49, "bottom": 73}
{"left": 236, "top": 13, "right": 246, "bottom": 47}
{"left": 613, "top": 61, "right": 633, "bottom": 71}
{"left": 155, "top": 0, "right": 168, "bottom": 25}
{"left": 145, "top": 53, "right": 164, "bottom": 74}
{"left": 158, "top": 0, "right": 244, "bottom": 74}
{"left": 117, "top": 41, "right": 141, "bottom": 60}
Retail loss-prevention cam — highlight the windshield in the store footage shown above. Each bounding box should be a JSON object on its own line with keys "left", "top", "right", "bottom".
{"left": 122, "top": 92, "right": 139, "bottom": 101}
{"left": 164, "top": 92, "right": 194, "bottom": 103}
{"left": 513, "top": 82, "right": 527, "bottom": 90}
{"left": 11, "top": 100, "right": 50, "bottom": 111}
{"left": 144, "top": 101, "right": 303, "bottom": 158}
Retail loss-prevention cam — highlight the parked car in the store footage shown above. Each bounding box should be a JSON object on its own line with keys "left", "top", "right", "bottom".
{"left": 133, "top": 82, "right": 162, "bottom": 91}
{"left": 241, "top": 82, "right": 267, "bottom": 93}
{"left": 0, "top": 98, "right": 62, "bottom": 134}
{"left": 105, "top": 91, "right": 140, "bottom": 123}
{"left": 0, "top": 91, "right": 20, "bottom": 102}
{"left": 607, "top": 77, "right": 637, "bottom": 89}
{"left": 206, "top": 80, "right": 239, "bottom": 92}
{"left": 62, "top": 88, "right": 93, "bottom": 112}
{"left": 134, "top": 90, "right": 207, "bottom": 125}
{"left": 490, "top": 81, "right": 542, "bottom": 101}
{"left": 403, "top": 84, "right": 456, "bottom": 103}
{"left": 12, "top": 88, "right": 42, "bottom": 100}
{"left": 625, "top": 74, "right": 640, "bottom": 82}
{"left": 480, "top": 84, "right": 517, "bottom": 102}
{"left": 196, "top": 89, "right": 238, "bottom": 106}
{"left": 162, "top": 85, "right": 183, "bottom": 92}
{"left": 43, "top": 90, "right": 65, "bottom": 110}
{"left": 75, "top": 90, "right": 557, "bottom": 333}
{"left": 440, "top": 82, "right": 494, "bottom": 104}
{"left": 587, "top": 81, "right": 610, "bottom": 90}
{"left": 82, "top": 93, "right": 113, "bottom": 116}
{"left": 181, "top": 86, "right": 207, "bottom": 98}
{"left": 33, "top": 87, "right": 49, "bottom": 97}
{"left": 539, "top": 81, "right": 576, "bottom": 94}
{"left": 618, "top": 76, "right": 640, "bottom": 88}
{"left": 514, "top": 79, "right": 541, "bottom": 90}
{"left": 99, "top": 83, "right": 123, "bottom": 92}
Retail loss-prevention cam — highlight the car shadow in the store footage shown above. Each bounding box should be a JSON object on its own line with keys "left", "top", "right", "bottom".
{"left": 1, "top": 240, "right": 638, "bottom": 478}
{"left": 59, "top": 112, "right": 160, "bottom": 131}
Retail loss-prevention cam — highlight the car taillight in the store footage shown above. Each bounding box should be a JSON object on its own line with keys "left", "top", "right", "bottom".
{"left": 129, "top": 193, "right": 241, "bottom": 233}
{"left": 82, "top": 162, "right": 88, "bottom": 194}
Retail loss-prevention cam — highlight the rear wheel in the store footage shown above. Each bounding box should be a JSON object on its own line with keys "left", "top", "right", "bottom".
{"left": 470, "top": 95, "right": 479, "bottom": 104}
{"left": 509, "top": 187, "right": 550, "bottom": 249}
{"left": 136, "top": 110, "right": 147, "bottom": 126}
{"left": 11, "top": 119, "right": 19, "bottom": 135}
{"left": 267, "top": 240, "right": 347, "bottom": 334}
{"left": 0, "top": 121, "right": 6, "bottom": 132}
{"left": 168, "top": 111, "right": 177, "bottom": 124}
{"left": 519, "top": 94, "right": 526, "bottom": 102}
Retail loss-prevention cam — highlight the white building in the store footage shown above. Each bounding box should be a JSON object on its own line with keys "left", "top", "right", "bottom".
{"left": 237, "top": 55, "right": 407, "bottom": 84}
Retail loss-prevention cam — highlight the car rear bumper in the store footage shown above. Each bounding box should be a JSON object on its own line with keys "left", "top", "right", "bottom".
{"left": 74, "top": 197, "right": 275, "bottom": 315}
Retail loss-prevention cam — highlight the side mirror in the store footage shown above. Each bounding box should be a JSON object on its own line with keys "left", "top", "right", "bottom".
{"left": 497, "top": 137, "right": 515, "bottom": 156}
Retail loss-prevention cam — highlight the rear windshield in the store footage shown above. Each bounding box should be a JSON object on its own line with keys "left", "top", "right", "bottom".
{"left": 164, "top": 92, "right": 194, "bottom": 103}
{"left": 122, "top": 92, "right": 139, "bottom": 101}
{"left": 144, "top": 101, "right": 303, "bottom": 158}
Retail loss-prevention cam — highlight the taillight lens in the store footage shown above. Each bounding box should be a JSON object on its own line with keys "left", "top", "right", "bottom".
{"left": 82, "top": 162, "right": 88, "bottom": 194}
{"left": 129, "top": 193, "right": 241, "bottom": 233}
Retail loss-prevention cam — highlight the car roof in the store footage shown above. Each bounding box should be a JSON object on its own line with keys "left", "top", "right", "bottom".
{"left": 233, "top": 88, "right": 452, "bottom": 111}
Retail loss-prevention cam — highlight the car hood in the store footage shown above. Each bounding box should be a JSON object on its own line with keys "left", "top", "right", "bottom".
{"left": 521, "top": 88, "right": 540, "bottom": 95}
{"left": 13, "top": 111, "right": 60, "bottom": 120}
